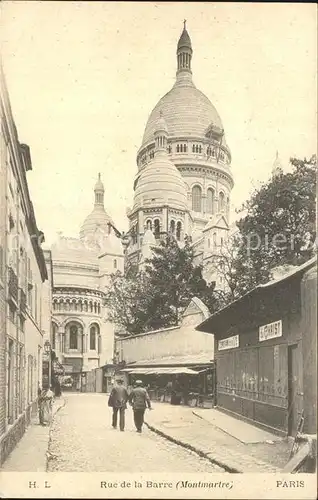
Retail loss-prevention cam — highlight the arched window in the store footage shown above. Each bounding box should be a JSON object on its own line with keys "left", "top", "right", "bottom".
{"left": 154, "top": 219, "right": 160, "bottom": 239}
{"left": 90, "top": 325, "right": 96, "bottom": 350}
{"left": 146, "top": 220, "right": 152, "bottom": 231}
{"left": 170, "top": 220, "right": 175, "bottom": 235}
{"left": 89, "top": 301, "right": 93, "bottom": 313}
{"left": 84, "top": 301, "right": 88, "bottom": 312}
{"left": 176, "top": 222, "right": 182, "bottom": 241}
{"left": 199, "top": 145, "right": 202, "bottom": 154}
{"left": 206, "top": 188, "right": 215, "bottom": 214}
{"left": 192, "top": 186, "right": 202, "bottom": 212}
{"left": 226, "top": 197, "right": 230, "bottom": 217}
{"left": 52, "top": 323, "right": 57, "bottom": 349}
{"left": 213, "top": 233, "right": 217, "bottom": 247}
{"left": 79, "top": 300, "right": 83, "bottom": 312}
{"left": 219, "top": 192, "right": 225, "bottom": 212}
{"left": 97, "top": 303, "right": 101, "bottom": 314}
{"left": 167, "top": 145, "right": 172, "bottom": 154}
{"left": 70, "top": 325, "right": 78, "bottom": 349}
{"left": 94, "top": 302, "right": 97, "bottom": 313}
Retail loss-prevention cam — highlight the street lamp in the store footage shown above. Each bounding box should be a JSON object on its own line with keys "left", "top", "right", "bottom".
{"left": 44, "top": 340, "right": 51, "bottom": 355}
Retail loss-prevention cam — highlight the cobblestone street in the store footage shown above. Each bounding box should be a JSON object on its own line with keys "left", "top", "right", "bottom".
{"left": 48, "top": 394, "right": 224, "bottom": 473}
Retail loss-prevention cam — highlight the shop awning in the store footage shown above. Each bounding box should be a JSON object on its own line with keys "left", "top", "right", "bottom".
{"left": 120, "top": 367, "right": 201, "bottom": 375}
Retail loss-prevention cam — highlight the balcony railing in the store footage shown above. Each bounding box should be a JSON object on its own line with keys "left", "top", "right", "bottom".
{"left": 8, "top": 267, "right": 18, "bottom": 303}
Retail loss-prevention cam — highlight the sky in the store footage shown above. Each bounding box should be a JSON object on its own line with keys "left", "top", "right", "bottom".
{"left": 1, "top": 1, "right": 317, "bottom": 247}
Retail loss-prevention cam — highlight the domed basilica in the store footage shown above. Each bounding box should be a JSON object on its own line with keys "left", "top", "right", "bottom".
{"left": 126, "top": 22, "right": 234, "bottom": 286}
{"left": 50, "top": 23, "right": 235, "bottom": 383}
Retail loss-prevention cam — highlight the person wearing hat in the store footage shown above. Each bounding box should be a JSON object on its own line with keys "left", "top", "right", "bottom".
{"left": 108, "top": 377, "right": 129, "bottom": 431}
{"left": 129, "top": 380, "right": 152, "bottom": 433}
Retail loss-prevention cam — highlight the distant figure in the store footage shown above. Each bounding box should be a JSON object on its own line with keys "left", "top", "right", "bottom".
{"left": 38, "top": 386, "right": 54, "bottom": 426}
{"left": 129, "top": 380, "right": 152, "bottom": 433}
{"left": 108, "top": 378, "right": 129, "bottom": 431}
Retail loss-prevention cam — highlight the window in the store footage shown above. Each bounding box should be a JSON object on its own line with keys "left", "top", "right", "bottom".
{"left": 9, "top": 302, "right": 16, "bottom": 323}
{"left": 192, "top": 186, "right": 202, "bottom": 212}
{"left": 70, "top": 325, "right": 78, "bottom": 349}
{"left": 19, "top": 315, "right": 25, "bottom": 332}
{"left": 154, "top": 219, "right": 160, "bottom": 239}
{"left": 176, "top": 144, "right": 180, "bottom": 153}
{"left": 213, "top": 233, "right": 217, "bottom": 247}
{"left": 219, "top": 192, "right": 225, "bottom": 212}
{"left": 113, "top": 259, "right": 117, "bottom": 269}
{"left": 90, "top": 326, "right": 96, "bottom": 350}
{"left": 176, "top": 222, "right": 182, "bottom": 241}
{"left": 167, "top": 145, "right": 172, "bottom": 154}
{"left": 170, "top": 220, "right": 175, "bottom": 235}
{"left": 206, "top": 188, "right": 214, "bottom": 214}
{"left": 146, "top": 220, "right": 152, "bottom": 231}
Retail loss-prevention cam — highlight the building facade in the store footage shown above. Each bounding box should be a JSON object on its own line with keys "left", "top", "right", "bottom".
{"left": 126, "top": 23, "right": 234, "bottom": 285}
{"left": 0, "top": 64, "right": 49, "bottom": 465}
{"left": 117, "top": 297, "right": 216, "bottom": 407}
{"left": 50, "top": 175, "right": 124, "bottom": 390}
{"left": 197, "top": 258, "right": 317, "bottom": 437}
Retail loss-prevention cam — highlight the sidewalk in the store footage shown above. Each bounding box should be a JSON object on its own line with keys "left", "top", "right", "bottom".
{"left": 145, "top": 402, "right": 292, "bottom": 473}
{"left": 0, "top": 397, "right": 66, "bottom": 472}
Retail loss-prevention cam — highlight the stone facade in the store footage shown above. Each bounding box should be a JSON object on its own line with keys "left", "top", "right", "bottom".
{"left": 126, "top": 24, "right": 234, "bottom": 284}
{"left": 0, "top": 64, "right": 49, "bottom": 465}
{"left": 50, "top": 177, "right": 125, "bottom": 386}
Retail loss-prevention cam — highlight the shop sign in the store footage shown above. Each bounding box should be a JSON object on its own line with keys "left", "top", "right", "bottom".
{"left": 259, "top": 320, "right": 282, "bottom": 342}
{"left": 218, "top": 334, "right": 239, "bottom": 351}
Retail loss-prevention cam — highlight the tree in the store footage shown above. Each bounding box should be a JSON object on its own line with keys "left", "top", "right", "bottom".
{"left": 206, "top": 233, "right": 242, "bottom": 303}
{"left": 143, "top": 234, "right": 200, "bottom": 328}
{"left": 233, "top": 155, "right": 317, "bottom": 295}
{"left": 105, "top": 234, "right": 222, "bottom": 335}
{"left": 104, "top": 270, "right": 152, "bottom": 335}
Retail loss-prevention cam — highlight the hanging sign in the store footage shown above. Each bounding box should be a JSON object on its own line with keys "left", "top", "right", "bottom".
{"left": 259, "top": 320, "right": 282, "bottom": 342}
{"left": 218, "top": 334, "right": 239, "bottom": 351}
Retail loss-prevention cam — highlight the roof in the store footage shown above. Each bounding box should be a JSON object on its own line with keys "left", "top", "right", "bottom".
{"left": 133, "top": 151, "right": 188, "bottom": 211}
{"left": 120, "top": 367, "right": 202, "bottom": 376}
{"left": 177, "top": 27, "right": 192, "bottom": 51}
{"left": 141, "top": 83, "right": 224, "bottom": 148}
{"left": 126, "top": 353, "right": 214, "bottom": 366}
{"left": 196, "top": 256, "right": 317, "bottom": 333}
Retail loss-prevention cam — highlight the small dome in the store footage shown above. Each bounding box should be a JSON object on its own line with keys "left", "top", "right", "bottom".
{"left": 155, "top": 112, "right": 168, "bottom": 134}
{"left": 177, "top": 26, "right": 192, "bottom": 51}
{"left": 94, "top": 173, "right": 104, "bottom": 191}
{"left": 143, "top": 228, "right": 156, "bottom": 246}
{"left": 133, "top": 154, "right": 188, "bottom": 212}
{"left": 80, "top": 206, "right": 113, "bottom": 241}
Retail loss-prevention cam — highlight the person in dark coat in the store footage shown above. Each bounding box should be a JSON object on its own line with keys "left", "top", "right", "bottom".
{"left": 108, "top": 378, "right": 129, "bottom": 431}
{"left": 129, "top": 380, "right": 152, "bottom": 433}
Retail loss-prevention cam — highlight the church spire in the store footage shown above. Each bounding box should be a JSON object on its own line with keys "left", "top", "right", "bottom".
{"left": 94, "top": 172, "right": 105, "bottom": 206}
{"left": 176, "top": 20, "right": 193, "bottom": 76}
{"left": 272, "top": 151, "right": 283, "bottom": 178}
{"left": 154, "top": 111, "right": 168, "bottom": 155}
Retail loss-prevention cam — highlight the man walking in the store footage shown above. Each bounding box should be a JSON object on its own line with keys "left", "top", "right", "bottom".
{"left": 129, "top": 380, "right": 152, "bottom": 433}
{"left": 108, "top": 378, "right": 129, "bottom": 431}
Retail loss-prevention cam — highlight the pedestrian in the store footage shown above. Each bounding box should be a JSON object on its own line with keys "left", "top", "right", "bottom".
{"left": 108, "top": 377, "right": 129, "bottom": 431}
{"left": 129, "top": 380, "right": 152, "bottom": 433}
{"left": 38, "top": 386, "right": 54, "bottom": 426}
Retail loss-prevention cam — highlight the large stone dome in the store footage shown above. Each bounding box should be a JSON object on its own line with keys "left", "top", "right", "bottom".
{"left": 141, "top": 80, "right": 224, "bottom": 148}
